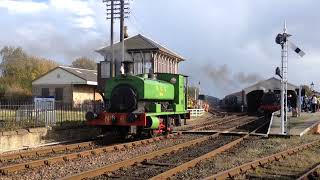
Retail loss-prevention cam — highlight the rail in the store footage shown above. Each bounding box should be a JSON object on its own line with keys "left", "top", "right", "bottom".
{"left": 149, "top": 117, "right": 266, "bottom": 179}
{"left": 0, "top": 133, "right": 181, "bottom": 175}
{"left": 60, "top": 117, "right": 260, "bottom": 180}
{"left": 188, "top": 108, "right": 205, "bottom": 117}
{"left": 204, "top": 139, "right": 320, "bottom": 180}
{"left": 297, "top": 162, "right": 320, "bottom": 180}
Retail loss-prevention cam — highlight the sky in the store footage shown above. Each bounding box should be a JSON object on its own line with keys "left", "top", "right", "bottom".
{"left": 0, "top": 0, "right": 320, "bottom": 98}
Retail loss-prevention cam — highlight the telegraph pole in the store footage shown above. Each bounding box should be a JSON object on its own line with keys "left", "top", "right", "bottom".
{"left": 103, "top": 0, "right": 130, "bottom": 77}
{"left": 111, "top": 0, "right": 115, "bottom": 77}
{"left": 120, "top": 0, "right": 125, "bottom": 64}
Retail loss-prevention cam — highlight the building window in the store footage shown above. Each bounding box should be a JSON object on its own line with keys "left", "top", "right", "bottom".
{"left": 55, "top": 88, "right": 63, "bottom": 101}
{"left": 41, "top": 88, "right": 49, "bottom": 97}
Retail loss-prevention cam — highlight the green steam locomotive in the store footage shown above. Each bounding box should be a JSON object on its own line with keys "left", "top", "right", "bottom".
{"left": 86, "top": 62, "right": 189, "bottom": 137}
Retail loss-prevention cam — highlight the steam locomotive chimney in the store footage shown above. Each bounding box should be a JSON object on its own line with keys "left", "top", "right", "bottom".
{"left": 122, "top": 61, "right": 133, "bottom": 75}
{"left": 124, "top": 26, "right": 129, "bottom": 39}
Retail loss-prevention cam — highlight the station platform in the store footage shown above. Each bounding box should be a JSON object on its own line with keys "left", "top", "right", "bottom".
{"left": 268, "top": 111, "right": 320, "bottom": 136}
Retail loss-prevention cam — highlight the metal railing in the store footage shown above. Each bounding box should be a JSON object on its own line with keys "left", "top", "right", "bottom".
{"left": 0, "top": 101, "right": 103, "bottom": 131}
{"left": 188, "top": 108, "right": 205, "bottom": 118}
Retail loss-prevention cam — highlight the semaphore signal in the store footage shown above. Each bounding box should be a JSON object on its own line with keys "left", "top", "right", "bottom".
{"left": 275, "top": 21, "right": 305, "bottom": 135}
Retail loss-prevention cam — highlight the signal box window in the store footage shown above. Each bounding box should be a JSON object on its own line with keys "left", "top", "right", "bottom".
{"left": 55, "top": 88, "right": 63, "bottom": 101}
{"left": 41, "top": 88, "right": 49, "bottom": 97}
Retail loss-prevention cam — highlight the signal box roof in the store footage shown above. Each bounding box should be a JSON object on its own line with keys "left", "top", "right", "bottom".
{"left": 96, "top": 34, "right": 185, "bottom": 61}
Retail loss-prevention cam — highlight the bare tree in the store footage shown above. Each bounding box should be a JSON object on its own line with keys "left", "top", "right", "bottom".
{"left": 71, "top": 57, "right": 97, "bottom": 70}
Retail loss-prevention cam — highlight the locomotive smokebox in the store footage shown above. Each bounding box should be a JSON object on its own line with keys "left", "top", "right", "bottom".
{"left": 122, "top": 61, "right": 134, "bottom": 75}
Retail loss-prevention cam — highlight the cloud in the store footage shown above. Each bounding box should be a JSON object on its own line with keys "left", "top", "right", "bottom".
{"left": 50, "top": 0, "right": 94, "bottom": 16}
{"left": 0, "top": 0, "right": 48, "bottom": 14}
{"left": 49, "top": 0, "right": 96, "bottom": 29}
{"left": 0, "top": 0, "right": 106, "bottom": 63}
{"left": 1, "top": 0, "right": 320, "bottom": 98}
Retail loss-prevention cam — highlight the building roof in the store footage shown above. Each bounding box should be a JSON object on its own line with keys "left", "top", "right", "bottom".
{"left": 59, "top": 66, "right": 97, "bottom": 82}
{"left": 243, "top": 77, "right": 298, "bottom": 94}
{"left": 225, "top": 91, "right": 243, "bottom": 98}
{"left": 32, "top": 66, "right": 97, "bottom": 86}
{"left": 96, "top": 34, "right": 185, "bottom": 60}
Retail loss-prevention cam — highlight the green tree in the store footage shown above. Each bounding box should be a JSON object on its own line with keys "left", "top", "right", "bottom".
{"left": 0, "top": 46, "right": 58, "bottom": 97}
{"left": 301, "top": 85, "right": 313, "bottom": 96}
{"left": 71, "top": 57, "right": 97, "bottom": 70}
{"left": 0, "top": 46, "right": 27, "bottom": 77}
{"left": 0, "top": 83, "right": 6, "bottom": 97}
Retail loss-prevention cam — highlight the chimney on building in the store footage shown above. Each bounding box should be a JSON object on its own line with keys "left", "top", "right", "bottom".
{"left": 124, "top": 26, "right": 129, "bottom": 39}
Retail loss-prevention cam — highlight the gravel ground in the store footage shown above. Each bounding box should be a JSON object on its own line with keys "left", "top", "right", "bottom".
{"left": 231, "top": 117, "right": 269, "bottom": 133}
{"left": 0, "top": 134, "right": 204, "bottom": 180}
{"left": 237, "top": 145, "right": 320, "bottom": 179}
{"left": 200, "top": 116, "right": 257, "bottom": 131}
{"left": 98, "top": 135, "right": 241, "bottom": 179}
{"left": 0, "top": 144, "right": 101, "bottom": 168}
{"left": 174, "top": 114, "right": 224, "bottom": 131}
{"left": 174, "top": 134, "right": 320, "bottom": 179}
{"left": 0, "top": 137, "right": 129, "bottom": 168}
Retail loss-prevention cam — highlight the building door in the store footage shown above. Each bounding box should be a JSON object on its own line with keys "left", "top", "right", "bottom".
{"left": 55, "top": 88, "right": 63, "bottom": 101}
{"left": 41, "top": 88, "right": 49, "bottom": 97}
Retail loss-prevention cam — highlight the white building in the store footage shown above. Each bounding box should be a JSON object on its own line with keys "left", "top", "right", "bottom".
{"left": 32, "top": 66, "right": 102, "bottom": 104}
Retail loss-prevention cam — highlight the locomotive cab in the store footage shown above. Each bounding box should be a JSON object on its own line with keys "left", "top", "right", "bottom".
{"left": 259, "top": 91, "right": 281, "bottom": 115}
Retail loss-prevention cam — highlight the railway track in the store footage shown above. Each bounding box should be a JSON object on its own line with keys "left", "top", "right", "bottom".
{"left": 0, "top": 111, "right": 224, "bottom": 177}
{"left": 0, "top": 133, "right": 182, "bottom": 175}
{"left": 297, "top": 163, "right": 320, "bottom": 180}
{"left": 59, "top": 116, "right": 263, "bottom": 180}
{"left": 190, "top": 115, "right": 249, "bottom": 131}
{"left": 175, "top": 114, "right": 236, "bottom": 131}
{"left": 182, "top": 115, "right": 263, "bottom": 134}
{"left": 203, "top": 116, "right": 258, "bottom": 131}
{"left": 0, "top": 141, "right": 99, "bottom": 165}
{"left": 236, "top": 143, "right": 320, "bottom": 180}
{"left": 204, "top": 139, "right": 320, "bottom": 180}
{"left": 175, "top": 114, "right": 251, "bottom": 133}
{"left": 170, "top": 134, "right": 320, "bottom": 180}
{"left": 106, "top": 135, "right": 240, "bottom": 180}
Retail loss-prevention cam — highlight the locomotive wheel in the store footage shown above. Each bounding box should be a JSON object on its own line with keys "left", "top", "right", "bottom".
{"left": 118, "top": 127, "right": 129, "bottom": 139}
{"left": 174, "top": 115, "right": 182, "bottom": 126}
{"left": 133, "top": 128, "right": 143, "bottom": 139}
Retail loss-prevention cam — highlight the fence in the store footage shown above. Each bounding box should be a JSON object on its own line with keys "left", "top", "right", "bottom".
{"left": 188, "top": 108, "right": 205, "bottom": 118}
{"left": 0, "top": 101, "right": 103, "bottom": 131}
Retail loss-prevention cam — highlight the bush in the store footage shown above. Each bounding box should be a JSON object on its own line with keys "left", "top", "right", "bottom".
{"left": 0, "top": 84, "right": 6, "bottom": 97}
{"left": 3, "top": 84, "right": 31, "bottom": 100}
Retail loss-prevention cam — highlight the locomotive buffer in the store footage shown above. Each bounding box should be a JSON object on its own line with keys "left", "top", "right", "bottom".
{"left": 275, "top": 21, "right": 305, "bottom": 135}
